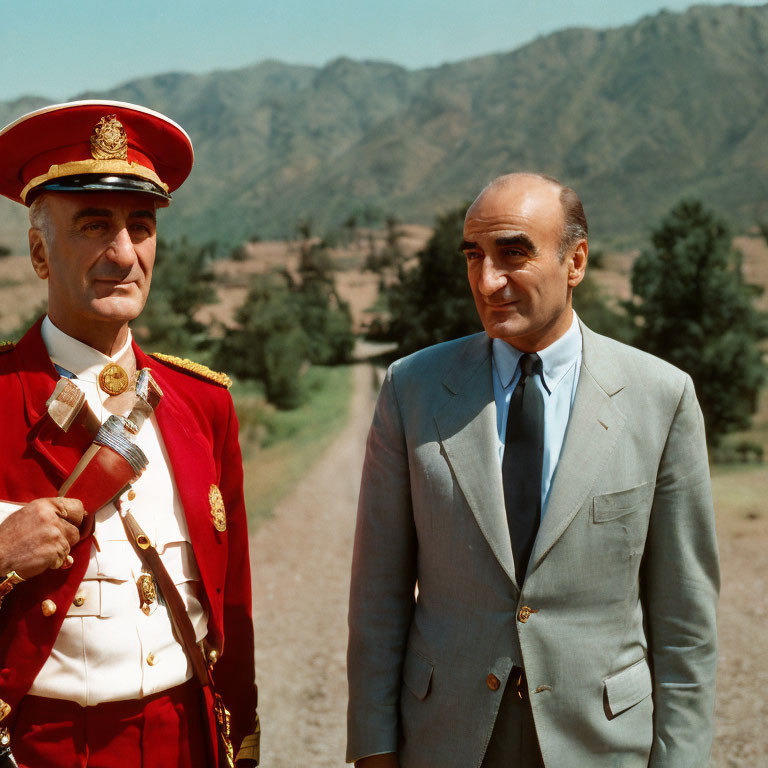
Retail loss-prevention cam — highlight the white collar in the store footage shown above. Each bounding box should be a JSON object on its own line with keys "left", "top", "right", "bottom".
{"left": 41, "top": 315, "right": 133, "bottom": 383}
{"left": 492, "top": 312, "right": 582, "bottom": 392}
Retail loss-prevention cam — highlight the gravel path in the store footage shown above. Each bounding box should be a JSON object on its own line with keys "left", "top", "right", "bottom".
{"left": 248, "top": 359, "right": 766, "bottom": 766}
{"left": 250, "top": 361, "right": 376, "bottom": 767}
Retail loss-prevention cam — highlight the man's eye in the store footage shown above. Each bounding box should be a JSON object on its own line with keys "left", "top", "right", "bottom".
{"left": 83, "top": 222, "right": 107, "bottom": 233}
{"left": 464, "top": 251, "right": 483, "bottom": 260}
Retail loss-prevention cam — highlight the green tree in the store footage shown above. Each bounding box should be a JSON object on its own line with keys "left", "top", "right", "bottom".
{"left": 137, "top": 238, "right": 217, "bottom": 350}
{"left": 365, "top": 216, "right": 405, "bottom": 273}
{"left": 573, "top": 249, "right": 633, "bottom": 343}
{"left": 385, "top": 205, "right": 481, "bottom": 356}
{"left": 342, "top": 214, "right": 358, "bottom": 246}
{"left": 214, "top": 274, "right": 308, "bottom": 409}
{"left": 626, "top": 200, "right": 768, "bottom": 446}
{"left": 294, "top": 275, "right": 355, "bottom": 365}
{"left": 293, "top": 228, "right": 355, "bottom": 365}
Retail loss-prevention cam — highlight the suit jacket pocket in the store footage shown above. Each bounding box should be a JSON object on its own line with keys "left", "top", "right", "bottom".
{"left": 593, "top": 482, "right": 655, "bottom": 523}
{"left": 402, "top": 646, "right": 434, "bottom": 701}
{"left": 603, "top": 658, "right": 652, "bottom": 718}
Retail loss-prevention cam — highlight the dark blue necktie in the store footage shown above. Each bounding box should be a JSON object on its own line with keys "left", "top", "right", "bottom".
{"left": 502, "top": 353, "right": 545, "bottom": 586}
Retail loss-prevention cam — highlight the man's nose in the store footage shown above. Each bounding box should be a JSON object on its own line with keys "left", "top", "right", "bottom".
{"left": 476, "top": 257, "right": 508, "bottom": 296}
{"left": 104, "top": 227, "right": 136, "bottom": 266}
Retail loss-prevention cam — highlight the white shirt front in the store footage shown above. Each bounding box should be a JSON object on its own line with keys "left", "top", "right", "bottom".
{"left": 28, "top": 316, "right": 209, "bottom": 706}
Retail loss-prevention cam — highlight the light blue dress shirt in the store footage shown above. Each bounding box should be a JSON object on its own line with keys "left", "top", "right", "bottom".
{"left": 492, "top": 313, "right": 583, "bottom": 517}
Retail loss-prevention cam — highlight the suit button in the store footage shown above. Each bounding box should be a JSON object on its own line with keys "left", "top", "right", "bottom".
{"left": 486, "top": 674, "right": 500, "bottom": 691}
{"left": 41, "top": 599, "right": 57, "bottom": 616}
{"left": 73, "top": 591, "right": 86, "bottom": 608}
{"left": 518, "top": 605, "right": 537, "bottom": 623}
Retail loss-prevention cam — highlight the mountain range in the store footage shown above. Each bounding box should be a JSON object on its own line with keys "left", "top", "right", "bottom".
{"left": 1, "top": 2, "right": 767, "bottom": 248}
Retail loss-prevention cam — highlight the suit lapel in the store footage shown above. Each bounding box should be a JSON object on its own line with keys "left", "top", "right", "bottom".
{"left": 434, "top": 335, "right": 518, "bottom": 588}
{"left": 528, "top": 323, "right": 626, "bottom": 574}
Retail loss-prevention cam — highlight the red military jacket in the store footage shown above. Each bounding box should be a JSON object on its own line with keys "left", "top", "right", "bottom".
{"left": 0, "top": 319, "right": 257, "bottom": 756}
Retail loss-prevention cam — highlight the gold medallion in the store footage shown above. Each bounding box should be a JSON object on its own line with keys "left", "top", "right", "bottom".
{"left": 137, "top": 573, "right": 157, "bottom": 615}
{"left": 209, "top": 484, "right": 226, "bottom": 532}
{"left": 98, "top": 363, "right": 130, "bottom": 395}
{"left": 90, "top": 115, "right": 128, "bottom": 160}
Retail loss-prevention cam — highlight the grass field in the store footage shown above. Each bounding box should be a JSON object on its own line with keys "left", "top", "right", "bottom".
{"left": 233, "top": 365, "right": 354, "bottom": 525}
{"left": 711, "top": 387, "right": 767, "bottom": 528}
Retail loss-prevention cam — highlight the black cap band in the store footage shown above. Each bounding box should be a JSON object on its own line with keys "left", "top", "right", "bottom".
{"left": 27, "top": 174, "right": 172, "bottom": 204}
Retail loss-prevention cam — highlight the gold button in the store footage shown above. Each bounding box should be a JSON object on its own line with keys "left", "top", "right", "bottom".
{"left": 518, "top": 606, "right": 537, "bottom": 623}
{"left": 486, "top": 673, "right": 500, "bottom": 691}
{"left": 73, "top": 591, "right": 86, "bottom": 608}
{"left": 41, "top": 599, "right": 57, "bottom": 616}
{"left": 127, "top": 490, "right": 136, "bottom": 501}
{"left": 207, "top": 649, "right": 219, "bottom": 666}
{"left": 146, "top": 652, "right": 157, "bottom": 666}
{"left": 0, "top": 700, "right": 11, "bottom": 721}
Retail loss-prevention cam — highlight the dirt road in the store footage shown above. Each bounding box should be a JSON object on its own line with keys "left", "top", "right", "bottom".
{"left": 249, "top": 360, "right": 766, "bottom": 766}
{"left": 250, "top": 361, "right": 376, "bottom": 767}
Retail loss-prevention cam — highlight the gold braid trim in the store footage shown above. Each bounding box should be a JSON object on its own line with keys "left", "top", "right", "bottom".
{"left": 149, "top": 353, "right": 232, "bottom": 389}
{"left": 235, "top": 725, "right": 260, "bottom": 764}
{"left": 20, "top": 160, "right": 169, "bottom": 203}
{"left": 0, "top": 341, "right": 16, "bottom": 354}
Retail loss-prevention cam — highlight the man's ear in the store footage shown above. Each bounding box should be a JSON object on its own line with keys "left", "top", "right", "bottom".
{"left": 567, "top": 239, "right": 588, "bottom": 288}
{"left": 29, "top": 228, "right": 49, "bottom": 279}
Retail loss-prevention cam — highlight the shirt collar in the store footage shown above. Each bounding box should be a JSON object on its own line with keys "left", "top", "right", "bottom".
{"left": 492, "top": 312, "right": 582, "bottom": 393}
{"left": 41, "top": 315, "right": 134, "bottom": 383}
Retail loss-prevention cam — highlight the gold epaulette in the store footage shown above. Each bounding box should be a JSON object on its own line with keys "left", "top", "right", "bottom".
{"left": 149, "top": 353, "right": 232, "bottom": 389}
{"left": 0, "top": 341, "right": 15, "bottom": 354}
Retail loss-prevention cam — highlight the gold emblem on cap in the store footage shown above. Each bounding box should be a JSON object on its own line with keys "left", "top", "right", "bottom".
{"left": 90, "top": 115, "right": 128, "bottom": 161}
{"left": 209, "top": 484, "right": 226, "bottom": 532}
{"left": 98, "top": 363, "right": 130, "bottom": 395}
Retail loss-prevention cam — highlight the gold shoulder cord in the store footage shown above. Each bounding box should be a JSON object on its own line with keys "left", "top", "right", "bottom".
{"left": 149, "top": 353, "right": 232, "bottom": 389}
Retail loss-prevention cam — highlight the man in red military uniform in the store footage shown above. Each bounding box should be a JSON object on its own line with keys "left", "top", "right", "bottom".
{"left": 0, "top": 101, "right": 259, "bottom": 767}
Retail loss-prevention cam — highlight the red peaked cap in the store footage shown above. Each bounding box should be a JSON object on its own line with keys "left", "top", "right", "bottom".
{"left": 0, "top": 100, "right": 194, "bottom": 206}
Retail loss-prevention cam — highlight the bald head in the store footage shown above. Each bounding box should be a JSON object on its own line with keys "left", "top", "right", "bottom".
{"left": 469, "top": 173, "right": 588, "bottom": 259}
{"left": 461, "top": 171, "right": 589, "bottom": 351}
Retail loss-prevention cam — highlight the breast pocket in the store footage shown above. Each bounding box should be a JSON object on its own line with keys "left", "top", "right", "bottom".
{"left": 592, "top": 482, "right": 655, "bottom": 523}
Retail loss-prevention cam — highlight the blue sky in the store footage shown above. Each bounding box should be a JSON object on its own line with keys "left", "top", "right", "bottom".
{"left": 0, "top": 1, "right": 764, "bottom": 101}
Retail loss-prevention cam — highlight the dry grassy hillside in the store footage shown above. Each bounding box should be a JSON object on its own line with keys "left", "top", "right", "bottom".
{"left": 196, "top": 224, "right": 431, "bottom": 333}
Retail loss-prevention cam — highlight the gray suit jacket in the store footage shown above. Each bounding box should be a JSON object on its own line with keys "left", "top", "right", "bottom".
{"left": 347, "top": 323, "right": 719, "bottom": 767}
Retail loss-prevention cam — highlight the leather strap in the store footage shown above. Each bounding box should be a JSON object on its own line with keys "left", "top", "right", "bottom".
{"left": 120, "top": 509, "right": 237, "bottom": 766}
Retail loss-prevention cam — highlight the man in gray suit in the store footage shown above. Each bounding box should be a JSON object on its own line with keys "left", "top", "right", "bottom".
{"left": 346, "top": 173, "right": 719, "bottom": 768}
